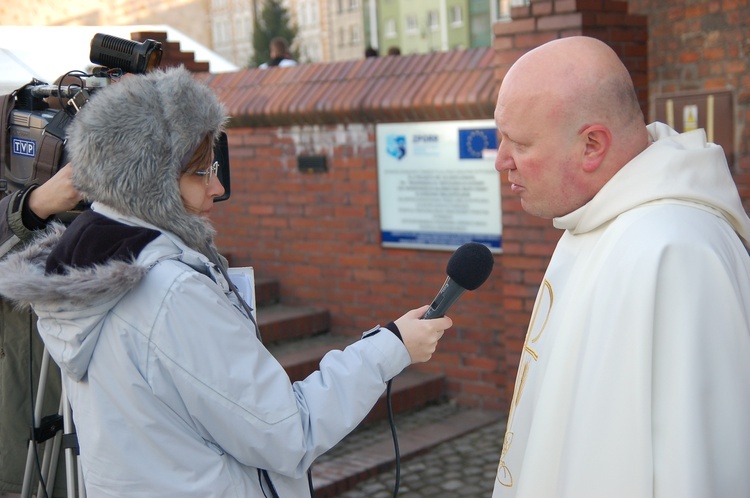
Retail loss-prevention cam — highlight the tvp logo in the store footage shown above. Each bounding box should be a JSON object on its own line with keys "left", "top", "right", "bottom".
{"left": 386, "top": 135, "right": 406, "bottom": 160}
{"left": 458, "top": 128, "right": 498, "bottom": 159}
{"left": 12, "top": 137, "right": 37, "bottom": 158}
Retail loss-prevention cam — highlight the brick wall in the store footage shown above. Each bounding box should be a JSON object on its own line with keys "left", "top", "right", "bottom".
{"left": 132, "top": 31, "right": 210, "bottom": 73}
{"left": 205, "top": 49, "right": 509, "bottom": 410}
{"left": 213, "top": 123, "right": 508, "bottom": 408}
{"left": 205, "top": 0, "right": 750, "bottom": 412}
{"left": 627, "top": 0, "right": 750, "bottom": 212}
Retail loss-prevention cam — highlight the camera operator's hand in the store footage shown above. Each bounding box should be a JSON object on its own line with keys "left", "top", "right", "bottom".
{"left": 28, "top": 163, "right": 83, "bottom": 220}
{"left": 394, "top": 305, "right": 452, "bottom": 364}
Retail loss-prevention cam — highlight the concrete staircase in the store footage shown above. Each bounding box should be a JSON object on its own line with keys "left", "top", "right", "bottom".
{"left": 254, "top": 277, "right": 500, "bottom": 497}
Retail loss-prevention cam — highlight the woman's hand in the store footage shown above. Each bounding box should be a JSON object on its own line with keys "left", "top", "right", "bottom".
{"left": 394, "top": 305, "right": 452, "bottom": 364}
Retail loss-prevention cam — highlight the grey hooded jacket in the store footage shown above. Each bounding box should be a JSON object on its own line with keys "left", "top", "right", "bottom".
{"left": 0, "top": 67, "right": 412, "bottom": 497}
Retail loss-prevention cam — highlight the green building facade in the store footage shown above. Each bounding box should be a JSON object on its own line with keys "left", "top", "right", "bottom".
{"left": 365, "top": 0, "right": 511, "bottom": 55}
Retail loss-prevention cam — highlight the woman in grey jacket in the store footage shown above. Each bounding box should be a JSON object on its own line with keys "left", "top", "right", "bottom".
{"left": 0, "top": 66, "right": 452, "bottom": 497}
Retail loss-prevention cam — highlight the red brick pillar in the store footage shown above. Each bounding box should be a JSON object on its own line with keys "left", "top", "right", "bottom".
{"left": 491, "top": 0, "right": 648, "bottom": 406}
{"left": 131, "top": 31, "right": 210, "bottom": 73}
{"left": 493, "top": 0, "right": 648, "bottom": 112}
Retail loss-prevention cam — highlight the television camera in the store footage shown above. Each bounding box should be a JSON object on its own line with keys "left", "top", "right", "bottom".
{"left": 1, "top": 32, "right": 230, "bottom": 208}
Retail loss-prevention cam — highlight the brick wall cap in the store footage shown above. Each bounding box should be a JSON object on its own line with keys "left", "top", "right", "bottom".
{"left": 205, "top": 47, "right": 498, "bottom": 126}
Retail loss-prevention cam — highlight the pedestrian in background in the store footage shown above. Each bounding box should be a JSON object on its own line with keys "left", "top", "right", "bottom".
{"left": 259, "top": 37, "right": 297, "bottom": 68}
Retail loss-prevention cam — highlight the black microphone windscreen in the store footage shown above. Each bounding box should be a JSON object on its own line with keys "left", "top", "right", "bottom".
{"left": 445, "top": 242, "right": 494, "bottom": 291}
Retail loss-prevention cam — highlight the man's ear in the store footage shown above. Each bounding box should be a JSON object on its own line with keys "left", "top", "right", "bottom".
{"left": 581, "top": 125, "right": 611, "bottom": 173}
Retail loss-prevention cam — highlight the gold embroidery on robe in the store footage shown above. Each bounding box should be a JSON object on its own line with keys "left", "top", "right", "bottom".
{"left": 497, "top": 280, "right": 553, "bottom": 487}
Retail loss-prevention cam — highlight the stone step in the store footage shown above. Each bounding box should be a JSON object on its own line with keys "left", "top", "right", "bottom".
{"left": 252, "top": 277, "right": 501, "bottom": 497}
{"left": 254, "top": 276, "right": 280, "bottom": 307}
{"left": 267, "top": 334, "right": 354, "bottom": 382}
{"left": 268, "top": 334, "right": 446, "bottom": 422}
{"left": 362, "top": 369, "right": 445, "bottom": 425}
{"left": 310, "top": 404, "right": 502, "bottom": 498}
{"left": 256, "top": 303, "right": 330, "bottom": 343}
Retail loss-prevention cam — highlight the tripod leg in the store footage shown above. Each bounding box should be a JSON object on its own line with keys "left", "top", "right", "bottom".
{"left": 46, "top": 429, "right": 63, "bottom": 497}
{"left": 21, "top": 438, "right": 38, "bottom": 498}
{"left": 37, "top": 396, "right": 64, "bottom": 498}
{"left": 62, "top": 384, "right": 83, "bottom": 498}
{"left": 77, "top": 460, "right": 86, "bottom": 498}
{"left": 21, "top": 346, "right": 52, "bottom": 498}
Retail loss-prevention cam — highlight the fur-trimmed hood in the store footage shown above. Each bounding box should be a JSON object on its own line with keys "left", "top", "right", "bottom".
{"left": 0, "top": 218, "right": 151, "bottom": 381}
{"left": 0, "top": 221, "right": 147, "bottom": 310}
{"left": 0, "top": 204, "right": 225, "bottom": 381}
{"left": 66, "top": 66, "right": 227, "bottom": 254}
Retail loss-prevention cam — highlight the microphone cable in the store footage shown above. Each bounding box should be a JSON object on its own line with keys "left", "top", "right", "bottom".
{"left": 386, "top": 378, "right": 401, "bottom": 497}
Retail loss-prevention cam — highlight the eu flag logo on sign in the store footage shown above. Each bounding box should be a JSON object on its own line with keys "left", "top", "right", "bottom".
{"left": 458, "top": 128, "right": 498, "bottom": 159}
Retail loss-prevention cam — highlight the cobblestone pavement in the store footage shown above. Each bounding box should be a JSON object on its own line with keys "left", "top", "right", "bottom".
{"left": 333, "top": 415, "right": 507, "bottom": 498}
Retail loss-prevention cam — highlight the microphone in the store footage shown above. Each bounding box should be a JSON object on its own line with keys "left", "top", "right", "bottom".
{"left": 422, "top": 242, "right": 494, "bottom": 319}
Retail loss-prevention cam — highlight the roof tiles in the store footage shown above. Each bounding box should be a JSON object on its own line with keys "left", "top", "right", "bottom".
{"left": 197, "top": 47, "right": 500, "bottom": 127}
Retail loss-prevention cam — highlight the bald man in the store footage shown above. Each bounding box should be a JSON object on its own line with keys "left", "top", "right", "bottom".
{"left": 493, "top": 36, "right": 750, "bottom": 498}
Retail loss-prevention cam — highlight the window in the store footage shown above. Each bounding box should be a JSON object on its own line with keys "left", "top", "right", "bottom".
{"left": 304, "top": 43, "right": 320, "bottom": 62}
{"left": 470, "top": 0, "right": 491, "bottom": 47}
{"left": 449, "top": 5, "right": 463, "bottom": 26}
{"left": 299, "top": 0, "right": 307, "bottom": 25}
{"left": 384, "top": 18, "right": 397, "bottom": 38}
{"left": 213, "top": 18, "right": 230, "bottom": 44}
{"left": 405, "top": 14, "right": 418, "bottom": 34}
{"left": 349, "top": 0, "right": 357, "bottom": 10}
{"left": 496, "top": 0, "right": 513, "bottom": 20}
{"left": 212, "top": 19, "right": 222, "bottom": 46}
{"left": 427, "top": 10, "right": 439, "bottom": 31}
{"left": 350, "top": 25, "right": 360, "bottom": 44}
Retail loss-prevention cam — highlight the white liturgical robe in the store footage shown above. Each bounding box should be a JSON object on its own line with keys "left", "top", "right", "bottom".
{"left": 493, "top": 122, "right": 750, "bottom": 498}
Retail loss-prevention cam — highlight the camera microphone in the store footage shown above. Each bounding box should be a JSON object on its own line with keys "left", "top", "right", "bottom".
{"left": 422, "top": 242, "right": 494, "bottom": 319}
{"left": 89, "top": 33, "right": 163, "bottom": 74}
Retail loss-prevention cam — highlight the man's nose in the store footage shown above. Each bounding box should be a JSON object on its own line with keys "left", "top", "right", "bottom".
{"left": 495, "top": 140, "right": 513, "bottom": 172}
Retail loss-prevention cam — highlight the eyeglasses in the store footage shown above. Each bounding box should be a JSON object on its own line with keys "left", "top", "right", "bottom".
{"left": 192, "top": 161, "right": 220, "bottom": 185}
